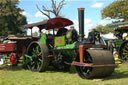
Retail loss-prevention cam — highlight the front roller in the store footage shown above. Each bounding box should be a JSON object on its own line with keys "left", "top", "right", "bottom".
{"left": 25, "top": 41, "right": 49, "bottom": 72}
{"left": 73, "top": 49, "right": 115, "bottom": 79}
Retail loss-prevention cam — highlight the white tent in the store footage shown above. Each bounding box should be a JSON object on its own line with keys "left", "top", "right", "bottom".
{"left": 101, "top": 33, "right": 117, "bottom": 40}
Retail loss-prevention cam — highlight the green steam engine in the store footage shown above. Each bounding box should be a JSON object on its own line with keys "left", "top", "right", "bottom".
{"left": 23, "top": 8, "right": 116, "bottom": 79}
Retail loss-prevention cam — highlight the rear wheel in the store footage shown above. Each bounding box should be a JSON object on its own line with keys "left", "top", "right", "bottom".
{"left": 26, "top": 42, "right": 49, "bottom": 72}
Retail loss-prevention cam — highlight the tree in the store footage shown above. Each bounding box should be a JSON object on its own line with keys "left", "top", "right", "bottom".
{"left": 0, "top": 0, "right": 27, "bottom": 36}
{"left": 36, "top": 0, "right": 66, "bottom": 19}
{"left": 101, "top": 0, "right": 128, "bottom": 22}
{"left": 94, "top": 24, "right": 114, "bottom": 34}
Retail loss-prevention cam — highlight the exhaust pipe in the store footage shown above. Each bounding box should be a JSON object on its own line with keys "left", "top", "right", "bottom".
{"left": 78, "top": 8, "right": 85, "bottom": 42}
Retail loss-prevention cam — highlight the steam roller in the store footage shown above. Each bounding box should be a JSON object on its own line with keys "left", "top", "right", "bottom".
{"left": 23, "top": 8, "right": 116, "bottom": 79}
{"left": 72, "top": 8, "right": 116, "bottom": 79}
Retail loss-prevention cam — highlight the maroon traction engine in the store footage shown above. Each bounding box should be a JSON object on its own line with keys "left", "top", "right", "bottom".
{"left": 0, "top": 36, "right": 33, "bottom": 65}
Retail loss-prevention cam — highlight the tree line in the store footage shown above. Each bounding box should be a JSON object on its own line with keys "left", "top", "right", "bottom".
{"left": 0, "top": 0, "right": 27, "bottom": 36}
{"left": 95, "top": 0, "right": 128, "bottom": 34}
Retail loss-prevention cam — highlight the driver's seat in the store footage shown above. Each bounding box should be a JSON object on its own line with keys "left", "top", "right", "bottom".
{"left": 56, "top": 28, "right": 68, "bottom": 36}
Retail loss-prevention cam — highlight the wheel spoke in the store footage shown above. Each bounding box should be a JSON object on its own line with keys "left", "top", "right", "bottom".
{"left": 32, "top": 61, "right": 39, "bottom": 71}
{"left": 123, "top": 49, "right": 128, "bottom": 52}
{"left": 35, "top": 46, "right": 42, "bottom": 56}
{"left": 36, "top": 61, "right": 41, "bottom": 70}
{"left": 36, "top": 46, "right": 40, "bottom": 54}
{"left": 32, "top": 64, "right": 36, "bottom": 71}
{"left": 32, "top": 48, "right": 36, "bottom": 55}
{"left": 122, "top": 53, "right": 128, "bottom": 55}
{"left": 38, "top": 58, "right": 42, "bottom": 62}
{"left": 123, "top": 55, "right": 128, "bottom": 60}
{"left": 83, "top": 67, "right": 87, "bottom": 72}
{"left": 38, "top": 52, "right": 42, "bottom": 56}
{"left": 76, "top": 50, "right": 93, "bottom": 78}
{"left": 125, "top": 46, "right": 128, "bottom": 49}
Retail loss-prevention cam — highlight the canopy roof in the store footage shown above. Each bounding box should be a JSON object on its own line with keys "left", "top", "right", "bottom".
{"left": 23, "top": 17, "right": 73, "bottom": 30}
{"left": 110, "top": 22, "right": 128, "bottom": 27}
{"left": 109, "top": 22, "right": 128, "bottom": 32}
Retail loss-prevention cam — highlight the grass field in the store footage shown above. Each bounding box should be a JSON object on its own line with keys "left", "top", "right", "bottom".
{"left": 0, "top": 64, "right": 128, "bottom": 85}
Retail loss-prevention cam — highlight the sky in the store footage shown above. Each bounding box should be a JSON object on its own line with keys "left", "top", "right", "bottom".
{"left": 18, "top": 0, "right": 115, "bottom": 35}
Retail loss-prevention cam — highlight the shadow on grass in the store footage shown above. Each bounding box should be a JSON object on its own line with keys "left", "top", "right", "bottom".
{"left": 0, "top": 64, "right": 77, "bottom": 74}
{"left": 104, "top": 70, "right": 128, "bottom": 80}
{"left": 0, "top": 64, "right": 23, "bottom": 71}
{"left": 45, "top": 66, "right": 77, "bottom": 74}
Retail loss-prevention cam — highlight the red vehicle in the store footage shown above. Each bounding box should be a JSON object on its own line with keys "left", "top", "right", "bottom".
{"left": 0, "top": 36, "right": 33, "bottom": 65}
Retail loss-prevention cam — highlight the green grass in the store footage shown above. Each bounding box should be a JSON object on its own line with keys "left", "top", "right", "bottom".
{"left": 0, "top": 64, "right": 128, "bottom": 85}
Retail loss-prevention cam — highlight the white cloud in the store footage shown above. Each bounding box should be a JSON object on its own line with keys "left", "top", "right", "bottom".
{"left": 35, "top": 11, "right": 46, "bottom": 18}
{"left": 73, "top": 20, "right": 78, "bottom": 26}
{"left": 98, "top": 20, "right": 106, "bottom": 26}
{"left": 73, "top": 18, "right": 95, "bottom": 32}
{"left": 85, "top": 18, "right": 94, "bottom": 28}
{"left": 91, "top": 2, "right": 104, "bottom": 8}
{"left": 20, "top": 11, "right": 32, "bottom": 17}
{"left": 21, "top": 11, "right": 27, "bottom": 15}
{"left": 73, "top": 18, "right": 95, "bottom": 37}
{"left": 98, "top": 19, "right": 112, "bottom": 26}
{"left": 28, "top": 21, "right": 34, "bottom": 24}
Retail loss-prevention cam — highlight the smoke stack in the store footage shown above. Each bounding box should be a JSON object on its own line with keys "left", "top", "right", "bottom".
{"left": 78, "top": 8, "right": 85, "bottom": 42}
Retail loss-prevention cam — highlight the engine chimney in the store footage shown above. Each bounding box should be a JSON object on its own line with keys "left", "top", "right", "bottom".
{"left": 78, "top": 8, "right": 85, "bottom": 42}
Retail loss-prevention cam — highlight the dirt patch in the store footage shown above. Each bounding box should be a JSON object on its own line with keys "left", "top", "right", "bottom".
{"left": 0, "top": 68, "right": 3, "bottom": 71}
{"left": 0, "top": 68, "right": 3, "bottom": 70}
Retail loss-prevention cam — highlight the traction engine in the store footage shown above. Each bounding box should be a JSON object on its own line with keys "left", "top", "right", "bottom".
{"left": 23, "top": 8, "right": 116, "bottom": 79}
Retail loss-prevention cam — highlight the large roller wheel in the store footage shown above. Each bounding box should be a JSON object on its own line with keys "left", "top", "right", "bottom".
{"left": 76, "top": 49, "right": 115, "bottom": 79}
{"left": 119, "top": 40, "right": 128, "bottom": 63}
{"left": 26, "top": 42, "right": 49, "bottom": 72}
